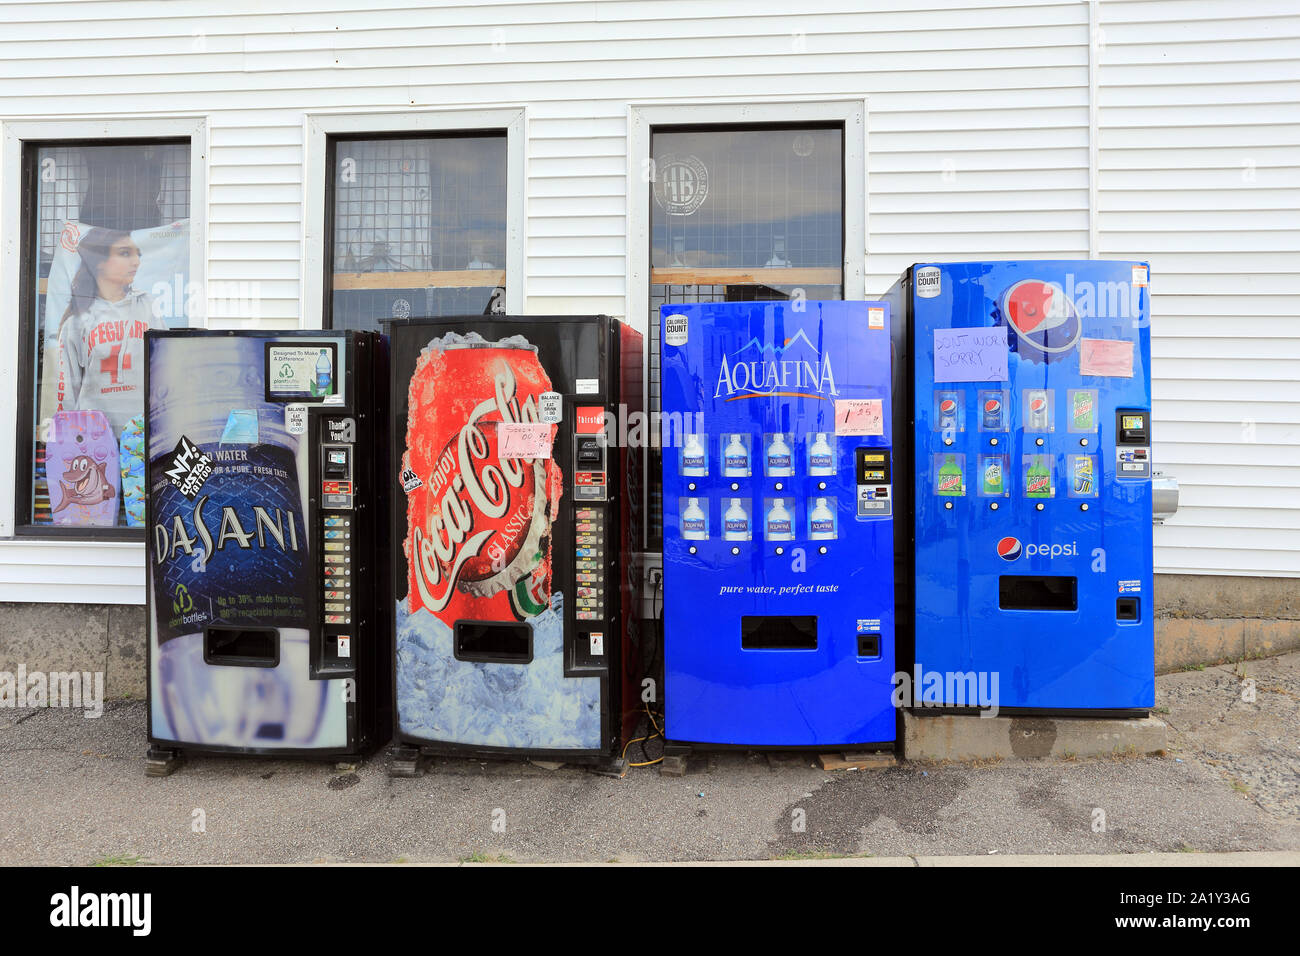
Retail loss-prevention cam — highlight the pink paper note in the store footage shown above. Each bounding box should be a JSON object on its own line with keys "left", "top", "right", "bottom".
{"left": 834, "top": 399, "right": 884, "bottom": 437}
{"left": 498, "top": 421, "right": 553, "bottom": 459}
{"left": 1079, "top": 338, "right": 1135, "bottom": 378}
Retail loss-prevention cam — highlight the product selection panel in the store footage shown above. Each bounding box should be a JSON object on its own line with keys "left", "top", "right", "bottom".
{"left": 319, "top": 417, "right": 356, "bottom": 669}
{"left": 572, "top": 404, "right": 610, "bottom": 660}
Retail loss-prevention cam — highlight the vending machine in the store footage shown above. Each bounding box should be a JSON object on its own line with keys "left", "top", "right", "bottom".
{"left": 660, "top": 301, "right": 896, "bottom": 749}
{"left": 387, "top": 316, "right": 644, "bottom": 771}
{"left": 144, "top": 330, "right": 390, "bottom": 772}
{"left": 885, "top": 260, "right": 1158, "bottom": 713}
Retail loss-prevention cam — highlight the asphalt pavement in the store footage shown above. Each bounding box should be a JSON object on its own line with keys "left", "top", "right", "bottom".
{"left": 1, "top": 653, "right": 1296, "bottom": 865}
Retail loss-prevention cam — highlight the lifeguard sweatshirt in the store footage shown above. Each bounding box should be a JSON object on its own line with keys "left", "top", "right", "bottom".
{"left": 57, "top": 291, "right": 167, "bottom": 435}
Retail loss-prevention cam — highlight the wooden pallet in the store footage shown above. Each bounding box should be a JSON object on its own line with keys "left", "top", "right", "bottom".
{"left": 817, "top": 752, "right": 898, "bottom": 771}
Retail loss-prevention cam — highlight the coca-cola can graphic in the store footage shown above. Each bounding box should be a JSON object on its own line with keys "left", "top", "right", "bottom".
{"left": 402, "top": 333, "right": 563, "bottom": 623}
{"left": 395, "top": 328, "right": 601, "bottom": 752}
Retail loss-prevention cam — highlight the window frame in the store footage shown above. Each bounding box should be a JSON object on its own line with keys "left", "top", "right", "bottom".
{"left": 0, "top": 117, "right": 208, "bottom": 540}
{"left": 626, "top": 100, "right": 867, "bottom": 555}
{"left": 627, "top": 99, "right": 867, "bottom": 328}
{"left": 304, "top": 108, "right": 526, "bottom": 331}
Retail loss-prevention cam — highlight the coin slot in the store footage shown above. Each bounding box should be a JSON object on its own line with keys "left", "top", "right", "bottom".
{"left": 857, "top": 633, "right": 881, "bottom": 658}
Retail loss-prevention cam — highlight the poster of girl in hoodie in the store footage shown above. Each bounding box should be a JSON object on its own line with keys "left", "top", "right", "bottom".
{"left": 35, "top": 221, "right": 187, "bottom": 527}
{"left": 54, "top": 226, "right": 169, "bottom": 435}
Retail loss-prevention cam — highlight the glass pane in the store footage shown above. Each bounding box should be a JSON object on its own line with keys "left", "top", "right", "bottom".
{"left": 329, "top": 135, "right": 508, "bottom": 331}
{"left": 647, "top": 125, "right": 844, "bottom": 548}
{"left": 27, "top": 141, "right": 192, "bottom": 530}
{"left": 651, "top": 127, "right": 842, "bottom": 271}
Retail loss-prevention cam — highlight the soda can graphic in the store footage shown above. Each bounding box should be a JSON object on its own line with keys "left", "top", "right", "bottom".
{"left": 1071, "top": 389, "right": 1097, "bottom": 432}
{"left": 982, "top": 395, "right": 1003, "bottom": 431}
{"left": 1026, "top": 389, "right": 1051, "bottom": 431}
{"left": 402, "top": 332, "right": 563, "bottom": 624}
{"left": 981, "top": 455, "right": 1004, "bottom": 496}
{"left": 936, "top": 391, "right": 961, "bottom": 431}
{"left": 1072, "top": 454, "right": 1096, "bottom": 497}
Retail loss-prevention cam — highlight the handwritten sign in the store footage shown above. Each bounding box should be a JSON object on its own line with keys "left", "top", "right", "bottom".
{"left": 834, "top": 399, "right": 884, "bottom": 437}
{"left": 498, "top": 422, "right": 553, "bottom": 460}
{"left": 1079, "top": 338, "right": 1134, "bottom": 378}
{"left": 933, "top": 326, "right": 1008, "bottom": 383}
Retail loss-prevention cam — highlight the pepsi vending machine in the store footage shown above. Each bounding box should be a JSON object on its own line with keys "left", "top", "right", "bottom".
{"left": 144, "top": 330, "right": 390, "bottom": 772}
{"left": 660, "top": 301, "right": 896, "bottom": 749}
{"left": 885, "top": 260, "right": 1156, "bottom": 713}
{"left": 387, "top": 316, "right": 643, "bottom": 771}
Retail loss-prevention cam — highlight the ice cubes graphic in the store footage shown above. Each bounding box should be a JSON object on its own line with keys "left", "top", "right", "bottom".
{"left": 395, "top": 591, "right": 601, "bottom": 750}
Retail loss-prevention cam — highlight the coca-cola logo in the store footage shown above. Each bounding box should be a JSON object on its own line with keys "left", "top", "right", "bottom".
{"left": 407, "top": 362, "right": 554, "bottom": 613}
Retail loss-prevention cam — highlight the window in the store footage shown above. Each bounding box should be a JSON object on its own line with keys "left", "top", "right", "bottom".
{"left": 16, "top": 139, "right": 193, "bottom": 533}
{"left": 646, "top": 123, "right": 846, "bottom": 547}
{"left": 325, "top": 133, "right": 508, "bottom": 331}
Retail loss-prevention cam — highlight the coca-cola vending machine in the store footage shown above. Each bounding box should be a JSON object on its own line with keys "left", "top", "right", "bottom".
{"left": 143, "top": 330, "right": 390, "bottom": 773}
{"left": 387, "top": 316, "right": 644, "bottom": 772}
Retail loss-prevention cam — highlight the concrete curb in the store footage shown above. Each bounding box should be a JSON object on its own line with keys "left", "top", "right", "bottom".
{"left": 451, "top": 850, "right": 1300, "bottom": 866}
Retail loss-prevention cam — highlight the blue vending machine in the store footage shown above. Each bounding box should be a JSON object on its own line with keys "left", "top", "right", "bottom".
{"left": 660, "top": 301, "right": 896, "bottom": 749}
{"left": 885, "top": 260, "right": 1155, "bottom": 714}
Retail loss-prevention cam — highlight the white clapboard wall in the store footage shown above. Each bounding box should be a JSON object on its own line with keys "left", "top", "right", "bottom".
{"left": 0, "top": 0, "right": 1295, "bottom": 601}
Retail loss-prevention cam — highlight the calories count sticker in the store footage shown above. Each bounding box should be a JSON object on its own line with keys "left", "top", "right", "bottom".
{"left": 664, "top": 314, "right": 688, "bottom": 347}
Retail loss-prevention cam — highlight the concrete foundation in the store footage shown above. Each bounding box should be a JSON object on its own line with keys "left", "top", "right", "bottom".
{"left": 1, "top": 573, "right": 1297, "bottom": 699}
{"left": 903, "top": 711, "right": 1168, "bottom": 762}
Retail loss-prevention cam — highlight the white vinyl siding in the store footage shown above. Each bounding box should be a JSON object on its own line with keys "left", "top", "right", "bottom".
{"left": 0, "top": 0, "right": 1295, "bottom": 601}
{"left": 1097, "top": 0, "right": 1300, "bottom": 577}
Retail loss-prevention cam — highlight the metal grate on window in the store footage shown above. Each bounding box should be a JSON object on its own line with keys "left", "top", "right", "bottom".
{"left": 328, "top": 135, "right": 508, "bottom": 331}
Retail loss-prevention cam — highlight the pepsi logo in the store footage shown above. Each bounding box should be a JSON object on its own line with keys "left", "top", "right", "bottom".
{"left": 997, "top": 279, "right": 1082, "bottom": 364}
{"left": 997, "top": 536, "right": 1022, "bottom": 561}
{"left": 984, "top": 399, "right": 1001, "bottom": 414}
{"left": 940, "top": 399, "right": 956, "bottom": 414}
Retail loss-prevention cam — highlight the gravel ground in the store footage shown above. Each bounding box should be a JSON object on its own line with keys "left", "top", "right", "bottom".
{"left": 0, "top": 653, "right": 1295, "bottom": 865}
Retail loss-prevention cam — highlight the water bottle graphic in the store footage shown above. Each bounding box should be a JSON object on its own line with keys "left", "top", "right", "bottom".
{"left": 808, "top": 432, "right": 835, "bottom": 476}
{"left": 809, "top": 497, "right": 836, "bottom": 539}
{"left": 681, "top": 497, "right": 709, "bottom": 540}
{"left": 723, "top": 497, "right": 751, "bottom": 540}
{"left": 681, "top": 433, "right": 707, "bottom": 476}
{"left": 765, "top": 498, "right": 794, "bottom": 541}
{"left": 765, "top": 434, "right": 793, "bottom": 477}
{"left": 723, "top": 434, "right": 750, "bottom": 477}
{"left": 313, "top": 348, "right": 333, "bottom": 397}
{"left": 147, "top": 336, "right": 326, "bottom": 747}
